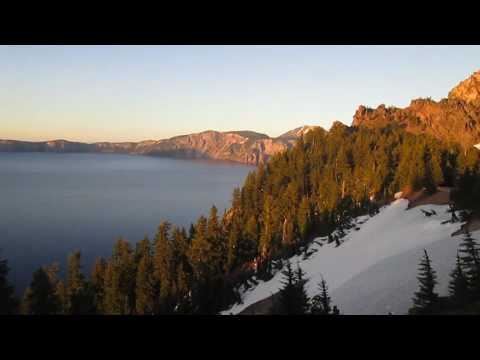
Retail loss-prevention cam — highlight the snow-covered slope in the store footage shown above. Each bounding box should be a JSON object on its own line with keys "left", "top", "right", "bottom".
{"left": 222, "top": 199, "right": 479, "bottom": 315}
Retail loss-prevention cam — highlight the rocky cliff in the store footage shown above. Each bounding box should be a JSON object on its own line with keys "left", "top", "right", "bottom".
{"left": 0, "top": 128, "right": 320, "bottom": 165}
{"left": 352, "top": 70, "right": 480, "bottom": 148}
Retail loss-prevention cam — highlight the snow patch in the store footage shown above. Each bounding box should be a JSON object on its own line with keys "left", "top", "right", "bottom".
{"left": 222, "top": 199, "right": 475, "bottom": 315}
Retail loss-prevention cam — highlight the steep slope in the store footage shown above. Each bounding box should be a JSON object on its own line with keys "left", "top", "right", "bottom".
{"left": 222, "top": 199, "right": 476, "bottom": 315}
{"left": 352, "top": 70, "right": 480, "bottom": 148}
{"left": 0, "top": 128, "right": 313, "bottom": 165}
{"left": 448, "top": 70, "right": 480, "bottom": 105}
{"left": 136, "top": 130, "right": 292, "bottom": 165}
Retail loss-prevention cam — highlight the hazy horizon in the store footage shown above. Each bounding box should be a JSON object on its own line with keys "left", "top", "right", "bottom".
{"left": 1, "top": 45, "right": 480, "bottom": 143}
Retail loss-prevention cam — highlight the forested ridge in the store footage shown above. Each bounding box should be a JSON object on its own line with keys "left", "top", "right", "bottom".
{"left": 1, "top": 122, "right": 480, "bottom": 315}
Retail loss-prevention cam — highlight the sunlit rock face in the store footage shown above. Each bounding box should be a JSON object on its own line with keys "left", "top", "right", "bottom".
{"left": 137, "top": 130, "right": 293, "bottom": 165}
{"left": 448, "top": 70, "right": 480, "bottom": 105}
{"left": 0, "top": 127, "right": 323, "bottom": 165}
{"left": 352, "top": 70, "right": 480, "bottom": 148}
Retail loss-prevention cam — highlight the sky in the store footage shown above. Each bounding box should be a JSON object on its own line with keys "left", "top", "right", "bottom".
{"left": 1, "top": 45, "right": 480, "bottom": 143}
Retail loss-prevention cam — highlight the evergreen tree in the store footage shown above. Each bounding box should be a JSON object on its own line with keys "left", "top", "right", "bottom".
{"left": 102, "top": 259, "right": 120, "bottom": 314}
{"left": 458, "top": 231, "right": 480, "bottom": 299}
{"left": 23, "top": 267, "right": 60, "bottom": 315}
{"left": 189, "top": 216, "right": 210, "bottom": 280}
{"left": 171, "top": 226, "right": 192, "bottom": 305}
{"left": 409, "top": 249, "right": 439, "bottom": 315}
{"left": 243, "top": 215, "right": 259, "bottom": 262}
{"left": 188, "top": 223, "right": 196, "bottom": 242}
{"left": 259, "top": 195, "right": 277, "bottom": 276}
{"left": 311, "top": 277, "right": 332, "bottom": 315}
{"left": 423, "top": 147, "right": 438, "bottom": 195}
{"left": 91, "top": 257, "right": 106, "bottom": 313}
{"left": 103, "top": 238, "right": 136, "bottom": 314}
{"left": 226, "top": 217, "right": 242, "bottom": 272}
{"left": 272, "top": 261, "right": 310, "bottom": 315}
{"left": 153, "top": 221, "right": 175, "bottom": 313}
{"left": 206, "top": 205, "right": 225, "bottom": 275}
{"left": 0, "top": 252, "right": 17, "bottom": 314}
{"left": 294, "top": 264, "right": 310, "bottom": 314}
{"left": 448, "top": 252, "right": 470, "bottom": 307}
{"left": 135, "top": 251, "right": 155, "bottom": 315}
{"left": 44, "top": 262, "right": 67, "bottom": 314}
{"left": 66, "top": 250, "right": 88, "bottom": 314}
{"left": 297, "top": 196, "right": 311, "bottom": 243}
{"left": 281, "top": 216, "right": 295, "bottom": 255}
{"left": 332, "top": 305, "right": 340, "bottom": 315}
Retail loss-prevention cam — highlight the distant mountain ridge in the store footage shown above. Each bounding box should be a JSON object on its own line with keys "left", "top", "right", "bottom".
{"left": 5, "top": 70, "right": 480, "bottom": 164}
{"left": 0, "top": 127, "right": 321, "bottom": 165}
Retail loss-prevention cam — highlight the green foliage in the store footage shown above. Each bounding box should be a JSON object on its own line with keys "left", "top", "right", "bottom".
{"left": 448, "top": 253, "right": 470, "bottom": 307}
{"left": 135, "top": 237, "right": 155, "bottom": 315}
{"left": 451, "top": 168, "right": 480, "bottom": 213}
{"left": 409, "top": 250, "right": 439, "bottom": 315}
{"left": 0, "top": 252, "right": 18, "bottom": 314}
{"left": 103, "top": 238, "right": 136, "bottom": 314}
{"left": 23, "top": 267, "right": 61, "bottom": 315}
{"left": 272, "top": 261, "right": 310, "bottom": 315}
{"left": 310, "top": 277, "right": 332, "bottom": 315}
{"left": 458, "top": 231, "right": 480, "bottom": 300}
{"left": 91, "top": 257, "right": 106, "bottom": 313}
{"left": 66, "top": 250, "right": 95, "bottom": 314}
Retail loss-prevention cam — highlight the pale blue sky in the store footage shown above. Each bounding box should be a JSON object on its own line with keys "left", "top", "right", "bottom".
{"left": 1, "top": 45, "right": 479, "bottom": 142}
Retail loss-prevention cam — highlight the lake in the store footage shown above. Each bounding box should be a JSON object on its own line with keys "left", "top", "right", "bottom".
{"left": 0, "top": 153, "right": 253, "bottom": 292}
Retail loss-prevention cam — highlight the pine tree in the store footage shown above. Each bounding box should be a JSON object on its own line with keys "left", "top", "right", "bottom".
{"left": 91, "top": 257, "right": 106, "bottom": 313}
{"left": 23, "top": 267, "right": 60, "bottom": 315}
{"left": 171, "top": 226, "right": 191, "bottom": 303}
{"left": 189, "top": 216, "right": 210, "bottom": 280}
{"left": 0, "top": 252, "right": 18, "bottom": 314}
{"left": 409, "top": 249, "right": 439, "bottom": 315}
{"left": 281, "top": 216, "right": 295, "bottom": 255}
{"left": 294, "top": 264, "right": 310, "bottom": 314}
{"left": 458, "top": 231, "right": 480, "bottom": 300}
{"left": 102, "top": 259, "right": 120, "bottom": 314}
{"left": 232, "top": 187, "right": 242, "bottom": 210}
{"left": 423, "top": 147, "right": 438, "bottom": 195}
{"left": 243, "top": 215, "right": 259, "bottom": 261}
{"left": 259, "top": 195, "right": 277, "bottom": 275}
{"left": 135, "top": 252, "right": 155, "bottom": 315}
{"left": 206, "top": 205, "right": 225, "bottom": 275}
{"left": 44, "top": 263, "right": 67, "bottom": 314}
{"left": 272, "top": 261, "right": 310, "bottom": 315}
{"left": 297, "top": 196, "right": 311, "bottom": 243}
{"left": 153, "top": 221, "right": 175, "bottom": 313}
{"left": 448, "top": 252, "right": 470, "bottom": 307}
{"left": 103, "top": 238, "right": 136, "bottom": 314}
{"left": 332, "top": 305, "right": 340, "bottom": 315}
{"left": 66, "top": 250, "right": 86, "bottom": 314}
{"left": 311, "top": 277, "right": 332, "bottom": 315}
{"left": 188, "top": 223, "right": 196, "bottom": 242}
{"left": 226, "top": 217, "right": 242, "bottom": 272}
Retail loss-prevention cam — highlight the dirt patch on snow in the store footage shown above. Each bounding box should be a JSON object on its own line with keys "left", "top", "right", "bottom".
{"left": 238, "top": 292, "right": 279, "bottom": 315}
{"left": 406, "top": 187, "right": 451, "bottom": 209}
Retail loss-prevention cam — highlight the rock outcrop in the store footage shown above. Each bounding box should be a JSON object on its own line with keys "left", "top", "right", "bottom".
{"left": 448, "top": 70, "right": 480, "bottom": 105}
{"left": 352, "top": 70, "right": 480, "bottom": 148}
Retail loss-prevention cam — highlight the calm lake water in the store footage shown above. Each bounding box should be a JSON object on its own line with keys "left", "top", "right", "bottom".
{"left": 0, "top": 153, "right": 253, "bottom": 292}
